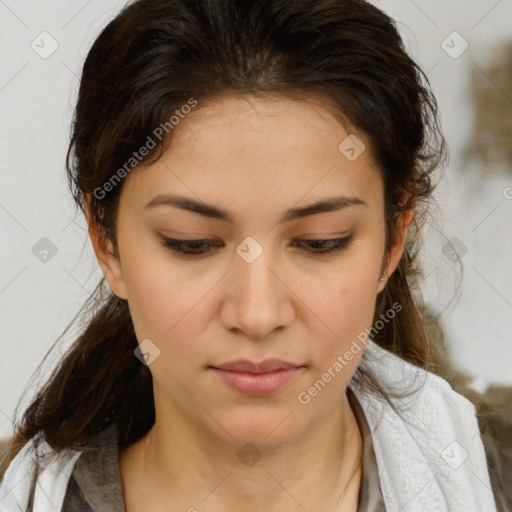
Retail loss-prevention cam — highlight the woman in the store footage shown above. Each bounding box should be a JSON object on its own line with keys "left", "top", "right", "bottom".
{"left": 0, "top": 0, "right": 504, "bottom": 510}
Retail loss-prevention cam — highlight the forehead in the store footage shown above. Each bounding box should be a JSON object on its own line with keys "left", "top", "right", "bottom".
{"left": 167, "top": 94, "right": 366, "bottom": 158}
{"left": 120, "top": 94, "right": 382, "bottom": 216}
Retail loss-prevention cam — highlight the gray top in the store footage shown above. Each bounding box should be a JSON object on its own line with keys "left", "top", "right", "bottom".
{"left": 62, "top": 388, "right": 385, "bottom": 511}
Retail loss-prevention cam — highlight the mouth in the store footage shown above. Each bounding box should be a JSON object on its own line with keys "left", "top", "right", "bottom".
{"left": 209, "top": 359, "right": 306, "bottom": 396}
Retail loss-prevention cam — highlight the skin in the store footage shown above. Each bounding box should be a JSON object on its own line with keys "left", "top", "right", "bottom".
{"left": 86, "top": 94, "right": 413, "bottom": 511}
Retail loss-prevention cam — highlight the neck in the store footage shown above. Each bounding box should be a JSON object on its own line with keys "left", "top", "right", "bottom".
{"left": 120, "top": 391, "right": 363, "bottom": 512}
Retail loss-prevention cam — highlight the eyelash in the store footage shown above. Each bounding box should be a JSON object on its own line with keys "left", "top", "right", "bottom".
{"left": 160, "top": 236, "right": 353, "bottom": 256}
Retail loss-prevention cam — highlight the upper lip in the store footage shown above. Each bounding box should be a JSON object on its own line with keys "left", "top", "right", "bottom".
{"left": 211, "top": 358, "right": 304, "bottom": 373}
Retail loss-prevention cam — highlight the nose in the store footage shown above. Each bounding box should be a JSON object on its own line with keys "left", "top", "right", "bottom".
{"left": 220, "top": 249, "right": 295, "bottom": 340}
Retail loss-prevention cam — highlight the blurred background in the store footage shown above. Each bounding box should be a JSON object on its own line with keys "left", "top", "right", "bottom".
{"left": 0, "top": 0, "right": 511, "bottom": 440}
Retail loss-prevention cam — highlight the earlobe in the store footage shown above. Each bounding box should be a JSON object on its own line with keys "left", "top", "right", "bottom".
{"left": 83, "top": 194, "right": 128, "bottom": 300}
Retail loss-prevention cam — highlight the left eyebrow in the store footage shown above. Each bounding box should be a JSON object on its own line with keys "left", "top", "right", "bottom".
{"left": 144, "top": 194, "right": 367, "bottom": 224}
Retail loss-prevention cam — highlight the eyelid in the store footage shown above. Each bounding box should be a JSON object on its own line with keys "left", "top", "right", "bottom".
{"left": 158, "top": 234, "right": 353, "bottom": 256}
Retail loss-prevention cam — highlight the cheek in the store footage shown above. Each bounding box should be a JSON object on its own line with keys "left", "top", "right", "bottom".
{"left": 121, "top": 251, "right": 217, "bottom": 367}
{"left": 321, "top": 247, "right": 382, "bottom": 320}
{"left": 312, "top": 245, "right": 383, "bottom": 364}
{"left": 118, "top": 231, "right": 193, "bottom": 327}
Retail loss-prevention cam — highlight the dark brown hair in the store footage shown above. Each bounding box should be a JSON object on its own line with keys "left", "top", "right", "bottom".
{"left": 1, "top": 0, "right": 507, "bottom": 508}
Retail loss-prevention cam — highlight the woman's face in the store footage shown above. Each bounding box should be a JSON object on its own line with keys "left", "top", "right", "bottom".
{"left": 90, "top": 94, "right": 409, "bottom": 448}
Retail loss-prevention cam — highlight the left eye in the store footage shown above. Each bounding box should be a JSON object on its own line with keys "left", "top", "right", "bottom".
{"left": 160, "top": 236, "right": 352, "bottom": 256}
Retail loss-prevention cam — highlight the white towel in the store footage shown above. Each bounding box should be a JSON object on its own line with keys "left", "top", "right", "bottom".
{"left": 349, "top": 339, "right": 498, "bottom": 511}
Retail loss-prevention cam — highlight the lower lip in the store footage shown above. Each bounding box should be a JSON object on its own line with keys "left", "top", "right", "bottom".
{"left": 210, "top": 367, "right": 304, "bottom": 396}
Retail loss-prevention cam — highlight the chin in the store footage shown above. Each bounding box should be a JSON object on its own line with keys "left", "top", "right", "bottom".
{"left": 210, "top": 410, "right": 307, "bottom": 450}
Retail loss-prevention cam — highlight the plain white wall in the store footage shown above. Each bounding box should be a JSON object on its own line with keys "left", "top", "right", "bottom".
{"left": 1, "top": 0, "right": 511, "bottom": 438}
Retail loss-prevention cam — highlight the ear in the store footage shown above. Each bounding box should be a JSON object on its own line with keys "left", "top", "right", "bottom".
{"left": 377, "top": 206, "right": 414, "bottom": 294}
{"left": 83, "top": 193, "right": 128, "bottom": 300}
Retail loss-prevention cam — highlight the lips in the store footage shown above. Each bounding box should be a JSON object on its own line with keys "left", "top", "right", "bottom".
{"left": 209, "top": 358, "right": 306, "bottom": 396}
{"left": 212, "top": 358, "right": 302, "bottom": 373}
